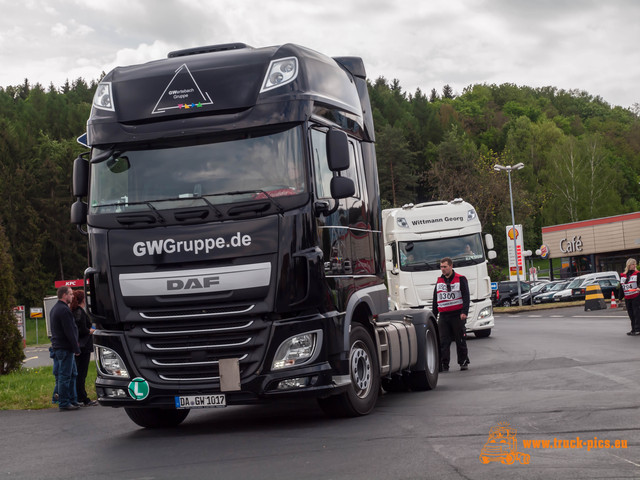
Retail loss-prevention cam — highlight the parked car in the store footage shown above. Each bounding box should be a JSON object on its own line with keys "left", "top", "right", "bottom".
{"left": 554, "top": 272, "right": 621, "bottom": 302}
{"left": 533, "top": 280, "right": 570, "bottom": 304}
{"left": 492, "top": 281, "right": 531, "bottom": 307}
{"left": 571, "top": 278, "right": 621, "bottom": 301}
{"left": 512, "top": 281, "right": 561, "bottom": 305}
{"left": 552, "top": 277, "right": 586, "bottom": 302}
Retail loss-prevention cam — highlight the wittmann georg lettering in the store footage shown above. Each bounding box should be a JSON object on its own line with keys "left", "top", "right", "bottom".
{"left": 411, "top": 216, "right": 464, "bottom": 226}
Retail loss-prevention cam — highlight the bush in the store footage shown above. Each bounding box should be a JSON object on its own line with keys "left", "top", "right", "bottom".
{"left": 0, "top": 224, "right": 24, "bottom": 374}
{"left": 487, "top": 262, "right": 505, "bottom": 282}
{"left": 0, "top": 312, "right": 24, "bottom": 374}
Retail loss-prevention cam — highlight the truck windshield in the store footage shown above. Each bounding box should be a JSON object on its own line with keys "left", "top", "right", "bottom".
{"left": 399, "top": 233, "right": 485, "bottom": 271}
{"left": 89, "top": 126, "right": 306, "bottom": 214}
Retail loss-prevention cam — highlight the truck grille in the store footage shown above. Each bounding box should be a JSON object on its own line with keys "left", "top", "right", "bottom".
{"left": 125, "top": 315, "right": 270, "bottom": 384}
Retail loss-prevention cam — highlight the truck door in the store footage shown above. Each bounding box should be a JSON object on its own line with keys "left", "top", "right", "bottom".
{"left": 311, "top": 127, "right": 355, "bottom": 310}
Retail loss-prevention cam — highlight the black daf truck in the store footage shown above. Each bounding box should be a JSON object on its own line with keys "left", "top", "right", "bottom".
{"left": 71, "top": 43, "right": 439, "bottom": 428}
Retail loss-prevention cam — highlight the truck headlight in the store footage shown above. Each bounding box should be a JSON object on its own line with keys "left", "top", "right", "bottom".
{"left": 478, "top": 306, "right": 492, "bottom": 320}
{"left": 92, "top": 82, "right": 114, "bottom": 111}
{"left": 272, "top": 330, "right": 322, "bottom": 370}
{"left": 95, "top": 346, "right": 129, "bottom": 378}
{"left": 260, "top": 57, "right": 298, "bottom": 92}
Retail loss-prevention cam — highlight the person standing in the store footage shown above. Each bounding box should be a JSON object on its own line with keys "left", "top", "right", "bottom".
{"left": 432, "top": 257, "right": 471, "bottom": 371}
{"left": 620, "top": 258, "right": 640, "bottom": 335}
{"left": 71, "top": 290, "right": 98, "bottom": 406}
{"left": 50, "top": 286, "right": 81, "bottom": 410}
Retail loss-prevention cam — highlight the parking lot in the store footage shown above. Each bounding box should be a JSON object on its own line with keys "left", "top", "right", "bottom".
{"left": 4, "top": 305, "right": 639, "bottom": 480}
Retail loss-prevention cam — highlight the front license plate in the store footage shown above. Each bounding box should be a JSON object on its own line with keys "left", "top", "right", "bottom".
{"left": 175, "top": 394, "right": 226, "bottom": 409}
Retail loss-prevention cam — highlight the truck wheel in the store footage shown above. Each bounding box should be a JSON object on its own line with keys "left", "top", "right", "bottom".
{"left": 474, "top": 328, "right": 491, "bottom": 338}
{"left": 317, "top": 325, "right": 380, "bottom": 417}
{"left": 124, "top": 407, "right": 189, "bottom": 428}
{"left": 408, "top": 317, "right": 439, "bottom": 391}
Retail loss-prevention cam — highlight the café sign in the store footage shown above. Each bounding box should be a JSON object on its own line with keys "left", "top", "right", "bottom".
{"left": 559, "top": 235, "right": 583, "bottom": 253}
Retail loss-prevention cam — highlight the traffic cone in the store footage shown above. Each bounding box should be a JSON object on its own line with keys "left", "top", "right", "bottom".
{"left": 610, "top": 292, "right": 617, "bottom": 308}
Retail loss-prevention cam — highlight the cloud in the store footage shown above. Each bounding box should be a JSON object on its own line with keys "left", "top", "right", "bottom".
{"left": 0, "top": 0, "right": 638, "bottom": 108}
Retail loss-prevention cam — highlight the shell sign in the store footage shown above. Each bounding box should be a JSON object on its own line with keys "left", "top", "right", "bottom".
{"left": 507, "top": 227, "right": 519, "bottom": 240}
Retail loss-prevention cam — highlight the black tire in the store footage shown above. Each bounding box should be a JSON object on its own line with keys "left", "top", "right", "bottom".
{"left": 318, "top": 325, "right": 380, "bottom": 417}
{"left": 124, "top": 407, "right": 189, "bottom": 428}
{"left": 474, "top": 328, "right": 491, "bottom": 338}
{"left": 408, "top": 317, "right": 439, "bottom": 391}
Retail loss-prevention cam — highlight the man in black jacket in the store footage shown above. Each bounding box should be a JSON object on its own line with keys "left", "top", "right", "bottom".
{"left": 432, "top": 257, "right": 471, "bottom": 371}
{"left": 50, "top": 286, "right": 81, "bottom": 410}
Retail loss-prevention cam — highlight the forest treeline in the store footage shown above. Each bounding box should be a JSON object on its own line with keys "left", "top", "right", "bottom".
{"left": 0, "top": 77, "right": 639, "bottom": 311}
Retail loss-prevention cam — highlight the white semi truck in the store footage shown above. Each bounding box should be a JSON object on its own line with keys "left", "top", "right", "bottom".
{"left": 383, "top": 199, "right": 496, "bottom": 338}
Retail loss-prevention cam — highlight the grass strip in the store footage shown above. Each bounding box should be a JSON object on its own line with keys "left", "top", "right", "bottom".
{"left": 0, "top": 363, "right": 97, "bottom": 410}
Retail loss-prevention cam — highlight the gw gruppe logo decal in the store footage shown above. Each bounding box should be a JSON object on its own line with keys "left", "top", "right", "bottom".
{"left": 152, "top": 64, "right": 213, "bottom": 115}
{"left": 132, "top": 232, "right": 252, "bottom": 257}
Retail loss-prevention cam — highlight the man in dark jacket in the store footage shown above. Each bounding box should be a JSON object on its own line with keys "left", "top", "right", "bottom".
{"left": 50, "top": 286, "right": 81, "bottom": 410}
{"left": 432, "top": 257, "right": 470, "bottom": 371}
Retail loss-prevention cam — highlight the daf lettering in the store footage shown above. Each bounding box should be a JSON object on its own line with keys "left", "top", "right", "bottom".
{"left": 167, "top": 276, "right": 220, "bottom": 290}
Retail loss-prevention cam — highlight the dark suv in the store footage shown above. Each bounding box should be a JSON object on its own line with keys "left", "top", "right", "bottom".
{"left": 492, "top": 281, "right": 531, "bottom": 307}
{"left": 571, "top": 278, "right": 620, "bottom": 301}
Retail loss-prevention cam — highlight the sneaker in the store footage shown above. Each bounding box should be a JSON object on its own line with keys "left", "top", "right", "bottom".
{"left": 627, "top": 331, "right": 635, "bottom": 335}
{"left": 83, "top": 400, "right": 99, "bottom": 406}
{"left": 59, "top": 404, "right": 80, "bottom": 411}
{"left": 460, "top": 359, "right": 470, "bottom": 371}
{"left": 71, "top": 402, "right": 84, "bottom": 408}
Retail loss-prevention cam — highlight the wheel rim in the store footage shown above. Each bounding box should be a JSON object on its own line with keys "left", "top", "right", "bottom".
{"left": 350, "top": 340, "right": 372, "bottom": 398}
{"left": 425, "top": 328, "right": 437, "bottom": 374}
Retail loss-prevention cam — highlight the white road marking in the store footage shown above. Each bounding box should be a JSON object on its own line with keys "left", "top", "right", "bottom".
{"left": 608, "top": 453, "right": 640, "bottom": 467}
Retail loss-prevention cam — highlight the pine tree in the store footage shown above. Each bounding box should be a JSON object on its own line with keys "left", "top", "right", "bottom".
{"left": 0, "top": 223, "right": 24, "bottom": 375}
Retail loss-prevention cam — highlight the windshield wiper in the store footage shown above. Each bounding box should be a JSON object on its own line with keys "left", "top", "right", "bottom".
{"left": 145, "top": 202, "right": 165, "bottom": 223}
{"left": 204, "top": 190, "right": 285, "bottom": 214}
{"left": 196, "top": 195, "right": 223, "bottom": 218}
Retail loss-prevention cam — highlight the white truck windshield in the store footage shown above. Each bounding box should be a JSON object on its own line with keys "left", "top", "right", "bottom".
{"left": 399, "top": 233, "right": 485, "bottom": 271}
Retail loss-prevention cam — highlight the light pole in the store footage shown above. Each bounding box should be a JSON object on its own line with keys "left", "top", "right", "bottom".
{"left": 494, "top": 162, "right": 525, "bottom": 306}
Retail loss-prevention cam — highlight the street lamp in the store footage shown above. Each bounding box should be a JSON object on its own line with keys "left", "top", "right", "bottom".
{"left": 494, "top": 162, "right": 525, "bottom": 306}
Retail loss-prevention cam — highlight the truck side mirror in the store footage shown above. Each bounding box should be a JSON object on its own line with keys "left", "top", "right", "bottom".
{"left": 484, "top": 233, "right": 494, "bottom": 250}
{"left": 71, "top": 199, "right": 88, "bottom": 225}
{"left": 326, "top": 128, "right": 349, "bottom": 172}
{"left": 73, "top": 156, "right": 89, "bottom": 198}
{"left": 384, "top": 245, "right": 397, "bottom": 274}
{"left": 330, "top": 176, "right": 354, "bottom": 199}
{"left": 487, "top": 250, "right": 497, "bottom": 260}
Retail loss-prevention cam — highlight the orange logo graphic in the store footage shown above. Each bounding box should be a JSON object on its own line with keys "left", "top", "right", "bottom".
{"left": 479, "top": 422, "right": 530, "bottom": 465}
{"left": 507, "top": 228, "right": 519, "bottom": 241}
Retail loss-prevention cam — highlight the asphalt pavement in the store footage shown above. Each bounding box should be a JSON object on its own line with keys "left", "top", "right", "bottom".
{"left": 5, "top": 303, "right": 639, "bottom": 480}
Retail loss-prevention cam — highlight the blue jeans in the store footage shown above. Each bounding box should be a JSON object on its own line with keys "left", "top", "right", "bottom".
{"left": 50, "top": 347, "right": 59, "bottom": 403}
{"left": 54, "top": 349, "right": 78, "bottom": 408}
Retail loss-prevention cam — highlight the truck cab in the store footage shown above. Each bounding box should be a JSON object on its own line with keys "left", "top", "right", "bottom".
{"left": 383, "top": 199, "right": 495, "bottom": 337}
{"left": 70, "top": 43, "right": 439, "bottom": 428}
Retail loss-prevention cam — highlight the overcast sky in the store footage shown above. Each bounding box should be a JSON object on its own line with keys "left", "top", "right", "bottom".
{"left": 1, "top": 0, "right": 638, "bottom": 109}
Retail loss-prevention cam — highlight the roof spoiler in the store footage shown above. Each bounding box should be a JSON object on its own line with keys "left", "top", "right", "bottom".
{"left": 168, "top": 43, "right": 251, "bottom": 58}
